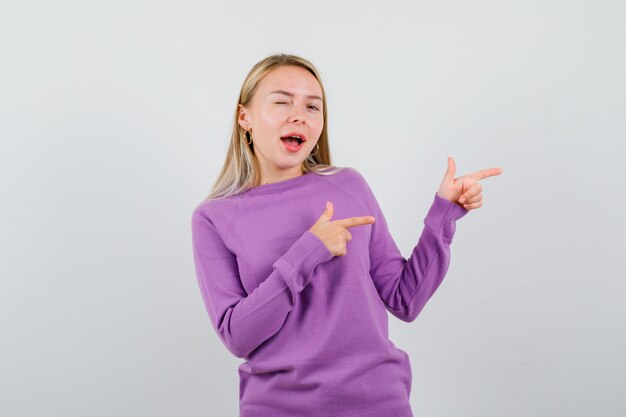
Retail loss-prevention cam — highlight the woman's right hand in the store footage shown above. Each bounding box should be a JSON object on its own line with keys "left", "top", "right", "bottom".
{"left": 308, "top": 201, "right": 376, "bottom": 257}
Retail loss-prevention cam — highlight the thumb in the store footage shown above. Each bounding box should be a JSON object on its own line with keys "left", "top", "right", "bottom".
{"left": 443, "top": 156, "right": 456, "bottom": 181}
{"left": 316, "top": 200, "right": 333, "bottom": 223}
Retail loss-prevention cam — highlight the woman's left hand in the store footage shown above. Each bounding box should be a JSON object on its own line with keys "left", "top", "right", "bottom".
{"left": 436, "top": 156, "right": 503, "bottom": 211}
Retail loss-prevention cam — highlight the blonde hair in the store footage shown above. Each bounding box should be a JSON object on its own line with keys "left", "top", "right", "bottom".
{"left": 204, "top": 53, "right": 344, "bottom": 201}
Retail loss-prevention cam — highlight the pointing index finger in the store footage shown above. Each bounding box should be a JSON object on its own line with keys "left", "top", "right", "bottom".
{"left": 336, "top": 216, "right": 376, "bottom": 229}
{"left": 469, "top": 167, "right": 503, "bottom": 180}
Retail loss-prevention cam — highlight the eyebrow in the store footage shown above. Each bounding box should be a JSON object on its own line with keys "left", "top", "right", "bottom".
{"left": 269, "top": 90, "right": 323, "bottom": 102}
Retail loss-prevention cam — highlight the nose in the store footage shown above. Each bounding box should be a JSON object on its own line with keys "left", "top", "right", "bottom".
{"left": 288, "top": 103, "right": 307, "bottom": 124}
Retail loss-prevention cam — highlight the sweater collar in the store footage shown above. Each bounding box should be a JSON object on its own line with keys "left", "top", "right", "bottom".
{"left": 242, "top": 171, "right": 317, "bottom": 196}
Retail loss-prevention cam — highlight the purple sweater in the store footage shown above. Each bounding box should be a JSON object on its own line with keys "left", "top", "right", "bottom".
{"left": 191, "top": 167, "right": 468, "bottom": 417}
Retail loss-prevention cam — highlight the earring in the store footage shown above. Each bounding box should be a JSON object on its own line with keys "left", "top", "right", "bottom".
{"left": 245, "top": 130, "right": 252, "bottom": 145}
{"left": 310, "top": 143, "right": 319, "bottom": 156}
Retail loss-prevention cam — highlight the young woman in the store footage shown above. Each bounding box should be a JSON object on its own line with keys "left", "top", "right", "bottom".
{"left": 191, "top": 53, "right": 502, "bottom": 417}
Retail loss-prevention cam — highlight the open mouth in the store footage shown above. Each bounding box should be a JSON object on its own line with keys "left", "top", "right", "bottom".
{"left": 280, "top": 136, "right": 303, "bottom": 146}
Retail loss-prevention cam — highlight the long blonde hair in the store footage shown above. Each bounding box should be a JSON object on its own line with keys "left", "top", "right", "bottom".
{"left": 204, "top": 53, "right": 344, "bottom": 201}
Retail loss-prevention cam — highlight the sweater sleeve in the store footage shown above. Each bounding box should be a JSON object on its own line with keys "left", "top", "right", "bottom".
{"left": 365, "top": 187, "right": 469, "bottom": 322}
{"left": 191, "top": 209, "right": 333, "bottom": 359}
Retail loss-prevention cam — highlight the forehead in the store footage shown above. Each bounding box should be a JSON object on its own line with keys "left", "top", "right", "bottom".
{"left": 258, "top": 65, "right": 323, "bottom": 98}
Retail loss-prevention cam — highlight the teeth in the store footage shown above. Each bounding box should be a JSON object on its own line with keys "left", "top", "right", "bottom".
{"left": 282, "top": 135, "right": 303, "bottom": 144}
{"left": 281, "top": 136, "right": 302, "bottom": 146}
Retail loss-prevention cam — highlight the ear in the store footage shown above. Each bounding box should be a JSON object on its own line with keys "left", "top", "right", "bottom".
{"left": 237, "top": 104, "right": 250, "bottom": 131}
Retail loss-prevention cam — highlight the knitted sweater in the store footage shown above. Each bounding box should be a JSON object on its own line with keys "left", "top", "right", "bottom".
{"left": 191, "top": 166, "right": 468, "bottom": 417}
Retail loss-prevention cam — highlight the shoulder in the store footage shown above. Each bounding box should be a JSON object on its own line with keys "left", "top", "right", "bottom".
{"left": 191, "top": 194, "right": 240, "bottom": 237}
{"left": 319, "top": 165, "right": 368, "bottom": 187}
{"left": 330, "top": 165, "right": 371, "bottom": 189}
{"left": 321, "top": 165, "right": 374, "bottom": 208}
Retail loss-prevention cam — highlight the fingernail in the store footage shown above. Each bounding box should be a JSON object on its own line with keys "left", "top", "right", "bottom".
{"left": 326, "top": 201, "right": 330, "bottom": 209}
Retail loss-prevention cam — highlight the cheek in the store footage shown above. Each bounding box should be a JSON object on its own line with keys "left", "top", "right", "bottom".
{"left": 258, "top": 112, "right": 283, "bottom": 131}
{"left": 312, "top": 118, "right": 324, "bottom": 135}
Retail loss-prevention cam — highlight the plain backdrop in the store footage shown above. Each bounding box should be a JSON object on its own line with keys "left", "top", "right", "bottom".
{"left": 1, "top": 1, "right": 625, "bottom": 416}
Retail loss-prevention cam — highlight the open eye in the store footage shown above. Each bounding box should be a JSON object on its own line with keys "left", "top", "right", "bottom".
{"left": 308, "top": 105, "right": 320, "bottom": 111}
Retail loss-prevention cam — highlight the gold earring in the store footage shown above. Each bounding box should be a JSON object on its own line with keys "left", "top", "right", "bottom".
{"left": 245, "top": 130, "right": 252, "bottom": 145}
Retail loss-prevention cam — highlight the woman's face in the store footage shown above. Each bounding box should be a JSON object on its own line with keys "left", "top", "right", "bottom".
{"left": 238, "top": 65, "right": 324, "bottom": 179}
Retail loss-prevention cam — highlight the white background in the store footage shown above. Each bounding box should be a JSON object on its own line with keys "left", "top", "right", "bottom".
{"left": 1, "top": 1, "right": 625, "bottom": 416}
